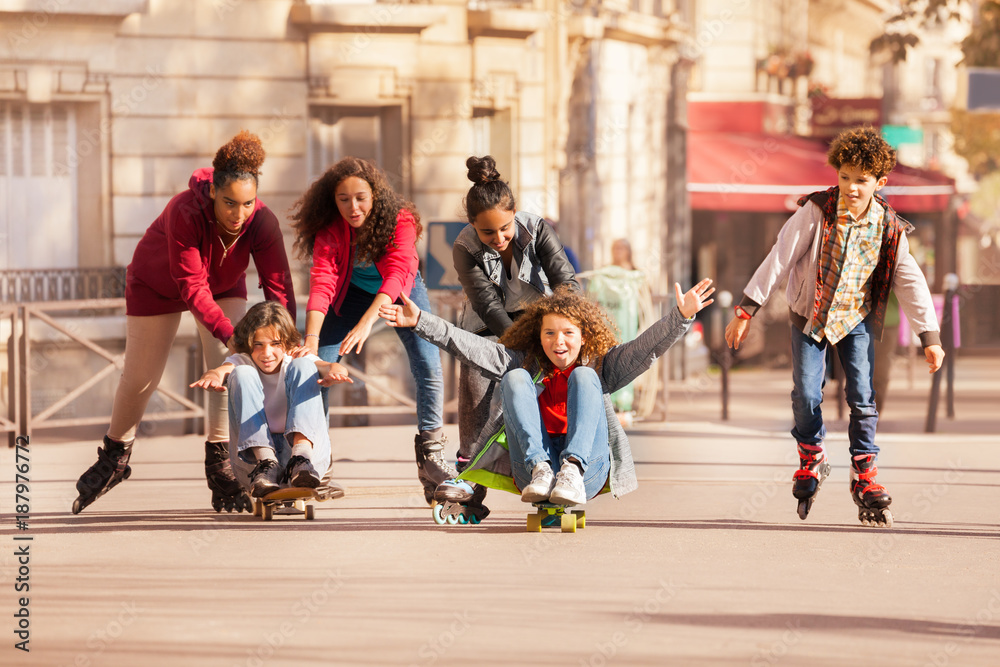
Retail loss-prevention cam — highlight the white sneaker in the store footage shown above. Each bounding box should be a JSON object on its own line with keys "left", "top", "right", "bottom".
{"left": 520, "top": 461, "right": 555, "bottom": 502}
{"left": 549, "top": 460, "right": 587, "bottom": 506}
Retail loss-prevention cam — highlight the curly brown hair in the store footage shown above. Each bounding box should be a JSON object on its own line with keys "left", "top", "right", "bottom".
{"left": 212, "top": 130, "right": 265, "bottom": 189}
{"left": 499, "top": 287, "right": 619, "bottom": 376}
{"left": 290, "top": 157, "right": 422, "bottom": 264}
{"left": 231, "top": 301, "right": 300, "bottom": 355}
{"left": 827, "top": 126, "right": 897, "bottom": 179}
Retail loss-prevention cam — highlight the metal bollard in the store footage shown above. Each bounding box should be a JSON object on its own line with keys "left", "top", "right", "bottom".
{"left": 925, "top": 273, "right": 959, "bottom": 432}
{"left": 715, "top": 291, "right": 733, "bottom": 421}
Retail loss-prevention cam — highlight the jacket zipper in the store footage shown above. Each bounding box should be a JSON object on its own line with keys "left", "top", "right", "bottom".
{"left": 219, "top": 235, "right": 238, "bottom": 267}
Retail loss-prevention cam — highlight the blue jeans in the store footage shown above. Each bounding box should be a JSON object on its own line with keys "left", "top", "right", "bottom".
{"left": 789, "top": 317, "right": 879, "bottom": 456}
{"left": 500, "top": 367, "right": 611, "bottom": 499}
{"left": 317, "top": 272, "right": 444, "bottom": 434}
{"left": 226, "top": 358, "right": 332, "bottom": 490}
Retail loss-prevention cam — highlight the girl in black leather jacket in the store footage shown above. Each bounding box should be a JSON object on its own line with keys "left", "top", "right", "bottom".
{"left": 437, "top": 156, "right": 579, "bottom": 510}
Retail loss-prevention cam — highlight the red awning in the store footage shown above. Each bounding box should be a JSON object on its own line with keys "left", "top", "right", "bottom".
{"left": 688, "top": 131, "right": 955, "bottom": 213}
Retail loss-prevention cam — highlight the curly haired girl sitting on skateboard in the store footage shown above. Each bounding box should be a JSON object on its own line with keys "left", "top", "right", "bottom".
{"left": 380, "top": 280, "right": 714, "bottom": 506}
{"left": 191, "top": 301, "right": 352, "bottom": 499}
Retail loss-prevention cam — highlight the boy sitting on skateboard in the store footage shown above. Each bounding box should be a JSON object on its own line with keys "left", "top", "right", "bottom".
{"left": 191, "top": 301, "right": 352, "bottom": 499}
{"left": 380, "top": 281, "right": 713, "bottom": 507}
{"left": 724, "top": 126, "right": 944, "bottom": 527}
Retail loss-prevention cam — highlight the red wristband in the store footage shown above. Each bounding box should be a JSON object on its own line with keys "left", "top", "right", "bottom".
{"left": 734, "top": 305, "right": 752, "bottom": 320}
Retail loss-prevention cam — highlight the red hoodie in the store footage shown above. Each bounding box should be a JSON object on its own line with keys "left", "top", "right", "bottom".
{"left": 306, "top": 208, "right": 418, "bottom": 315}
{"left": 125, "top": 168, "right": 296, "bottom": 343}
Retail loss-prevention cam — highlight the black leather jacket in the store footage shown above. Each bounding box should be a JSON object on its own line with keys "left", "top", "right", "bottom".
{"left": 452, "top": 211, "right": 579, "bottom": 336}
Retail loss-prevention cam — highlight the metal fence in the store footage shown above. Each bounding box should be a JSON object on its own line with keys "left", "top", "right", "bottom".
{"left": 2, "top": 289, "right": 468, "bottom": 444}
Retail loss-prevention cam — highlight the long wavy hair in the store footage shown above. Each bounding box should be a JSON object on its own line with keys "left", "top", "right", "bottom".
{"left": 499, "top": 287, "right": 619, "bottom": 376}
{"left": 290, "top": 157, "right": 421, "bottom": 264}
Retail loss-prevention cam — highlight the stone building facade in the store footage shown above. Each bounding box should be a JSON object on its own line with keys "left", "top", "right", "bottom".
{"left": 1, "top": 0, "right": 690, "bottom": 283}
{"left": 0, "top": 0, "right": 691, "bottom": 427}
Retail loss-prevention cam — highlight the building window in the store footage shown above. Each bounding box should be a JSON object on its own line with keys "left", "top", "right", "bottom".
{"left": 471, "top": 107, "right": 513, "bottom": 184}
{"left": 308, "top": 105, "right": 404, "bottom": 193}
{"left": 1, "top": 102, "right": 77, "bottom": 270}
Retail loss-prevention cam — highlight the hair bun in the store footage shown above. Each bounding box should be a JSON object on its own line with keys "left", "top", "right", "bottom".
{"left": 214, "top": 130, "right": 266, "bottom": 176}
{"left": 466, "top": 155, "right": 501, "bottom": 185}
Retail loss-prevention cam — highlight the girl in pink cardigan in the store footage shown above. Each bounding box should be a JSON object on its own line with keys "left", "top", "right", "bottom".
{"left": 291, "top": 157, "right": 454, "bottom": 502}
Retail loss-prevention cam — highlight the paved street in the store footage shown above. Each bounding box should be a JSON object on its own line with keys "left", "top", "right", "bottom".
{"left": 2, "top": 355, "right": 998, "bottom": 666}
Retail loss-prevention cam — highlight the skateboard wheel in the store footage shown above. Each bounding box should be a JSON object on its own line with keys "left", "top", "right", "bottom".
{"left": 253, "top": 499, "right": 262, "bottom": 517}
{"left": 262, "top": 503, "right": 273, "bottom": 521}
{"left": 305, "top": 504, "right": 315, "bottom": 520}
{"left": 560, "top": 513, "right": 577, "bottom": 533}
{"left": 573, "top": 510, "right": 585, "bottom": 529}
{"left": 526, "top": 513, "right": 542, "bottom": 532}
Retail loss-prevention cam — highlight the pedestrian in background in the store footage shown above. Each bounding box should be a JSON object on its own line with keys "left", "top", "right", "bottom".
{"left": 584, "top": 238, "right": 652, "bottom": 427}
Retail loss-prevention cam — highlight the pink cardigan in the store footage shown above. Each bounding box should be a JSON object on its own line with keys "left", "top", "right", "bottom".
{"left": 306, "top": 209, "right": 419, "bottom": 315}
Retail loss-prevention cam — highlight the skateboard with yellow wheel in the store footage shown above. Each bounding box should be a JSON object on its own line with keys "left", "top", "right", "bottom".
{"left": 526, "top": 502, "right": 585, "bottom": 533}
{"left": 252, "top": 487, "right": 316, "bottom": 521}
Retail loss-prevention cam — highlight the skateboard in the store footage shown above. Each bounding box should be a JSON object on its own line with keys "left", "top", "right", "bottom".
{"left": 252, "top": 487, "right": 317, "bottom": 521}
{"left": 527, "top": 502, "right": 585, "bottom": 533}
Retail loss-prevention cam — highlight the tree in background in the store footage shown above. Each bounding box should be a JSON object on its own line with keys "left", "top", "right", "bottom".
{"left": 870, "top": 0, "right": 1000, "bottom": 178}
{"left": 951, "top": 0, "right": 1000, "bottom": 178}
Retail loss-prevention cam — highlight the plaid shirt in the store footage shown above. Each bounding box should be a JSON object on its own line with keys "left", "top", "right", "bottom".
{"left": 809, "top": 194, "right": 884, "bottom": 344}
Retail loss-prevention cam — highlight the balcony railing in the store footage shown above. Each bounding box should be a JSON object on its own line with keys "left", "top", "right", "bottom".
{"left": 1, "top": 267, "right": 126, "bottom": 304}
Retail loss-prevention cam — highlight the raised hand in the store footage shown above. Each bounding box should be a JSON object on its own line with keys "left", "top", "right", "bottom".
{"left": 379, "top": 292, "right": 422, "bottom": 329}
{"left": 675, "top": 278, "right": 715, "bottom": 319}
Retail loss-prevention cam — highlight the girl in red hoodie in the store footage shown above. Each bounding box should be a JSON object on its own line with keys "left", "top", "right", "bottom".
{"left": 72, "top": 131, "right": 296, "bottom": 515}
{"left": 291, "top": 157, "right": 454, "bottom": 502}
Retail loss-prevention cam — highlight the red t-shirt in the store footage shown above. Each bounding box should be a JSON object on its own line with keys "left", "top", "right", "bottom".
{"left": 538, "top": 364, "right": 578, "bottom": 435}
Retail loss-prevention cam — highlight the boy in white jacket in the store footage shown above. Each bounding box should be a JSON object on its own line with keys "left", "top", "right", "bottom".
{"left": 725, "top": 126, "right": 944, "bottom": 528}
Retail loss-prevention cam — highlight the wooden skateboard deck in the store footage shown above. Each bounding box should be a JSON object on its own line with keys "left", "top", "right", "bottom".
{"left": 252, "top": 487, "right": 317, "bottom": 521}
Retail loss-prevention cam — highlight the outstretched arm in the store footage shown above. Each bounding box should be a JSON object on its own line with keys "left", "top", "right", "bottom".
{"left": 600, "top": 279, "right": 714, "bottom": 392}
{"left": 380, "top": 293, "right": 519, "bottom": 381}
{"left": 190, "top": 363, "right": 235, "bottom": 393}
{"left": 379, "top": 291, "right": 422, "bottom": 328}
